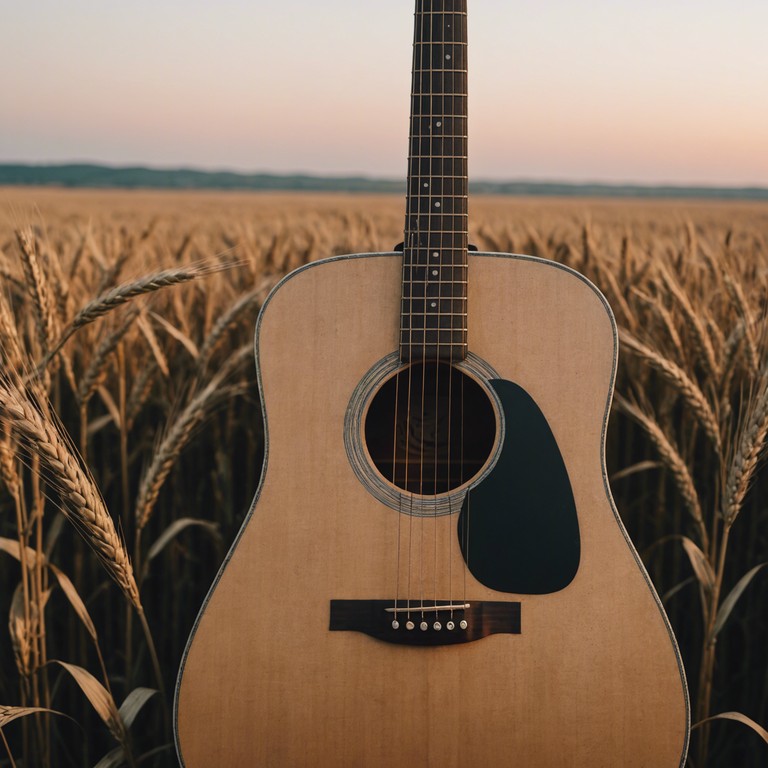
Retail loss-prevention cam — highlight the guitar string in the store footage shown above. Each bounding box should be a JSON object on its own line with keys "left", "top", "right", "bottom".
{"left": 432, "top": 4, "right": 444, "bottom": 622}
{"left": 460, "top": 3, "right": 469, "bottom": 614}
{"left": 403, "top": 0, "right": 425, "bottom": 627}
{"left": 392, "top": 363, "right": 402, "bottom": 624}
{"left": 418, "top": 0, "right": 431, "bottom": 626}
{"left": 443, "top": 13, "right": 452, "bottom": 621}
{"left": 455, "top": 9, "right": 466, "bottom": 609}
{"left": 409, "top": 0, "right": 427, "bottom": 625}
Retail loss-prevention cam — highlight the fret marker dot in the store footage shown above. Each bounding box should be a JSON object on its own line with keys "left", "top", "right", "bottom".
{"left": 435, "top": 201, "right": 441, "bottom": 208}
{"left": 423, "top": 182, "right": 428, "bottom": 188}
{"left": 436, "top": 121, "right": 442, "bottom": 127}
{"left": 431, "top": 302, "right": 437, "bottom": 308}
{"left": 446, "top": 54, "right": 451, "bottom": 60}
{"left": 432, "top": 270, "right": 438, "bottom": 276}
{"left": 432, "top": 252, "right": 439, "bottom": 258}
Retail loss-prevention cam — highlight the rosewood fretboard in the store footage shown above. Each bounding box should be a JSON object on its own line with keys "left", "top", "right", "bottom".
{"left": 400, "top": 0, "right": 468, "bottom": 363}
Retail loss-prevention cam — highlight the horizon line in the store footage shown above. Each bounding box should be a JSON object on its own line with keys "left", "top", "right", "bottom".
{"left": 2, "top": 160, "right": 768, "bottom": 192}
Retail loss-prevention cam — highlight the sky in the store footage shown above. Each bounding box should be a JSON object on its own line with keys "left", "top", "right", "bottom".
{"left": 1, "top": 0, "right": 767, "bottom": 186}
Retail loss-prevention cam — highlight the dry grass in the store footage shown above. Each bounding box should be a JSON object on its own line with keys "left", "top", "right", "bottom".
{"left": 0, "top": 187, "right": 767, "bottom": 767}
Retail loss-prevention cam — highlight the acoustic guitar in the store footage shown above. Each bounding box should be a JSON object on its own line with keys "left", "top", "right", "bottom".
{"left": 175, "top": 1, "right": 690, "bottom": 765}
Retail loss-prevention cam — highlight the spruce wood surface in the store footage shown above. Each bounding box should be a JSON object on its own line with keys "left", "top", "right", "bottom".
{"left": 175, "top": 251, "right": 689, "bottom": 767}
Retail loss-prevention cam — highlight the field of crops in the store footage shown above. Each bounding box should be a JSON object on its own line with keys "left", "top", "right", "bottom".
{"left": 1, "top": 187, "right": 767, "bottom": 767}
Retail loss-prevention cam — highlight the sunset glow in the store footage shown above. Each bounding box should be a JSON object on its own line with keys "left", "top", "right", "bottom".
{"left": 2, "top": 0, "right": 767, "bottom": 185}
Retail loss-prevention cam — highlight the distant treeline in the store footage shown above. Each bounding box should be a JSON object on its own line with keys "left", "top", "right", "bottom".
{"left": 2, "top": 162, "right": 767, "bottom": 200}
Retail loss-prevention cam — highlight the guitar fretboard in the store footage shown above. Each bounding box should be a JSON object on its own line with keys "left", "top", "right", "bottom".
{"left": 400, "top": 0, "right": 468, "bottom": 363}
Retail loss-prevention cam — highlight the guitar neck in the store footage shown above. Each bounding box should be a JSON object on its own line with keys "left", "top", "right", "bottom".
{"left": 400, "top": 0, "right": 469, "bottom": 364}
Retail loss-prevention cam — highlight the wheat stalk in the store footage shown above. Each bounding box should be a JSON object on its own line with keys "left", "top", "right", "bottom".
{"left": 78, "top": 307, "right": 140, "bottom": 405}
{"left": 125, "top": 359, "right": 159, "bottom": 433}
{"left": 616, "top": 394, "right": 708, "bottom": 552}
{"left": 0, "top": 429, "right": 21, "bottom": 501}
{"left": 723, "top": 269, "right": 759, "bottom": 374}
{"left": 195, "top": 279, "right": 272, "bottom": 374}
{"left": 37, "top": 262, "right": 229, "bottom": 373}
{"left": 657, "top": 262, "right": 719, "bottom": 380}
{"left": 0, "top": 377, "right": 141, "bottom": 610}
{"left": 722, "top": 370, "right": 768, "bottom": 525}
{"left": 135, "top": 345, "right": 252, "bottom": 531}
{"left": 16, "top": 230, "right": 60, "bottom": 355}
{"left": 0, "top": 288, "right": 25, "bottom": 372}
{"left": 620, "top": 329, "right": 722, "bottom": 452}
{"left": 630, "top": 286, "right": 684, "bottom": 358}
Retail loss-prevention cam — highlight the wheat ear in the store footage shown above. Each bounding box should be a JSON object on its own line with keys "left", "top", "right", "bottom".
{"left": 657, "top": 262, "right": 719, "bottom": 380}
{"left": 136, "top": 345, "right": 252, "bottom": 530}
{"left": 78, "top": 306, "right": 140, "bottom": 405}
{"left": 195, "top": 278, "right": 273, "bottom": 374}
{"left": 723, "top": 269, "right": 759, "bottom": 374}
{"left": 620, "top": 329, "right": 721, "bottom": 452}
{"left": 38, "top": 262, "right": 228, "bottom": 373}
{"left": 722, "top": 370, "right": 768, "bottom": 525}
{"left": 616, "top": 394, "right": 708, "bottom": 552}
{"left": 0, "top": 378, "right": 141, "bottom": 609}
{"left": 16, "top": 229, "right": 59, "bottom": 355}
{"left": 0, "top": 288, "right": 25, "bottom": 372}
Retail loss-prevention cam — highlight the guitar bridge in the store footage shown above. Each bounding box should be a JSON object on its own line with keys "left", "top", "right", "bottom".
{"left": 329, "top": 600, "right": 521, "bottom": 646}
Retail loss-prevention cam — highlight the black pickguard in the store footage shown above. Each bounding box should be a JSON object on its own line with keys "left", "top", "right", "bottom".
{"left": 458, "top": 379, "right": 580, "bottom": 594}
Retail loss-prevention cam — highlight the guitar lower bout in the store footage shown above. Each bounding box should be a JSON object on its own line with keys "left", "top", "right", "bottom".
{"left": 175, "top": 250, "right": 689, "bottom": 768}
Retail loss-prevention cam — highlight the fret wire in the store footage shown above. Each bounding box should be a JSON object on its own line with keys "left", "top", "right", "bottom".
{"left": 406, "top": 194, "right": 468, "bottom": 199}
{"left": 403, "top": 0, "right": 468, "bottom": 363}
{"left": 406, "top": 216, "right": 468, "bottom": 220}
{"left": 401, "top": 330, "right": 470, "bottom": 335}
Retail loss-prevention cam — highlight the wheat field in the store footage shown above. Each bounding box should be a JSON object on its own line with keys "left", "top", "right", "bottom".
{"left": 1, "top": 186, "right": 767, "bottom": 767}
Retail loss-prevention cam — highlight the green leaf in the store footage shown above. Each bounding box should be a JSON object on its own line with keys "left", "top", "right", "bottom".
{"left": 693, "top": 711, "right": 768, "bottom": 745}
{"left": 119, "top": 687, "right": 157, "bottom": 730}
{"left": 710, "top": 563, "right": 767, "bottom": 641}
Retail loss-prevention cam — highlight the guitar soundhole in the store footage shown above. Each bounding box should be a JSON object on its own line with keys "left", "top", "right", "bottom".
{"left": 364, "top": 362, "right": 496, "bottom": 496}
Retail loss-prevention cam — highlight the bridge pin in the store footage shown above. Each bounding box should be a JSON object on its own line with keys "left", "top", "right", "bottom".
{"left": 420, "top": 621, "right": 428, "bottom": 631}
{"left": 433, "top": 622, "right": 442, "bottom": 631}
{"left": 391, "top": 620, "right": 400, "bottom": 629}
{"left": 446, "top": 621, "right": 455, "bottom": 630}
{"left": 406, "top": 621, "right": 415, "bottom": 630}
{"left": 459, "top": 620, "right": 468, "bottom": 630}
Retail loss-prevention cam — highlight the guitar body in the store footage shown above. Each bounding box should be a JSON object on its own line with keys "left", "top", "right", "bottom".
{"left": 175, "top": 251, "right": 689, "bottom": 767}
